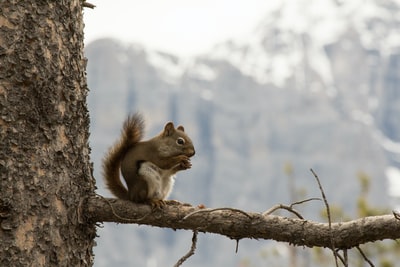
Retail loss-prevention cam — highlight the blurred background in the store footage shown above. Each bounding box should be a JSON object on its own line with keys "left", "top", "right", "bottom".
{"left": 84, "top": 0, "right": 400, "bottom": 266}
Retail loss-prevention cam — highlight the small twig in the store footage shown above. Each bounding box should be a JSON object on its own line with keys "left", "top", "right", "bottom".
{"left": 174, "top": 230, "right": 198, "bottom": 267}
{"left": 334, "top": 249, "right": 347, "bottom": 266}
{"left": 310, "top": 169, "right": 339, "bottom": 267}
{"left": 263, "top": 198, "right": 320, "bottom": 218}
{"left": 393, "top": 210, "right": 400, "bottom": 220}
{"left": 235, "top": 239, "right": 240, "bottom": 253}
{"left": 98, "top": 194, "right": 151, "bottom": 222}
{"left": 263, "top": 204, "right": 304, "bottom": 219}
{"left": 343, "top": 249, "right": 348, "bottom": 267}
{"left": 83, "top": 2, "right": 96, "bottom": 8}
{"left": 291, "top": 197, "right": 321, "bottom": 207}
{"left": 356, "top": 246, "right": 375, "bottom": 267}
{"left": 182, "top": 207, "right": 252, "bottom": 220}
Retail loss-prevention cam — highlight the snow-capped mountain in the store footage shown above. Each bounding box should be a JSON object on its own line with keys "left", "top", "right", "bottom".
{"left": 210, "top": 0, "right": 400, "bottom": 86}
{"left": 86, "top": 1, "right": 400, "bottom": 266}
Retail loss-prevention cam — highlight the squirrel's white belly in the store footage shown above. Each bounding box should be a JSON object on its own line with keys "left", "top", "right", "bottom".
{"left": 138, "top": 161, "right": 176, "bottom": 199}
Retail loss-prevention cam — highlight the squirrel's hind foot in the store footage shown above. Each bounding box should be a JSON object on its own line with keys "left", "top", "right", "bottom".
{"left": 149, "top": 199, "right": 166, "bottom": 210}
{"left": 149, "top": 199, "right": 192, "bottom": 209}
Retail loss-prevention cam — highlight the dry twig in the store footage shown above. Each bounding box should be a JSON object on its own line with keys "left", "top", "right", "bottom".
{"left": 334, "top": 249, "right": 347, "bottom": 266}
{"left": 83, "top": 2, "right": 96, "bottom": 8}
{"left": 174, "top": 231, "right": 198, "bottom": 267}
{"left": 182, "top": 207, "right": 252, "bottom": 220}
{"left": 263, "top": 198, "right": 321, "bottom": 219}
{"left": 343, "top": 249, "right": 348, "bottom": 267}
{"left": 98, "top": 194, "right": 151, "bottom": 222}
{"left": 310, "top": 168, "right": 339, "bottom": 267}
{"left": 356, "top": 246, "right": 375, "bottom": 267}
{"left": 393, "top": 210, "right": 400, "bottom": 220}
{"left": 263, "top": 204, "right": 304, "bottom": 219}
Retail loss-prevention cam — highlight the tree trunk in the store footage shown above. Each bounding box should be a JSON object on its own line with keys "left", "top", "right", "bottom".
{"left": 0, "top": 1, "right": 96, "bottom": 266}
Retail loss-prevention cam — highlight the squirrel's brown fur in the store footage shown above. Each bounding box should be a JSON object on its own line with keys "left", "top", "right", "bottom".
{"left": 102, "top": 113, "right": 195, "bottom": 206}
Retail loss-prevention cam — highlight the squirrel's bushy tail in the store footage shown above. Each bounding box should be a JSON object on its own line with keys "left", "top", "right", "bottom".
{"left": 102, "top": 113, "right": 145, "bottom": 200}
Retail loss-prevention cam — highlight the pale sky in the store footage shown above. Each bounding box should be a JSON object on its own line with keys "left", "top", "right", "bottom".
{"left": 83, "top": 0, "right": 277, "bottom": 57}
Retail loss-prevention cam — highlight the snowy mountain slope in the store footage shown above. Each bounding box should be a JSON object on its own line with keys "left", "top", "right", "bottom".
{"left": 209, "top": 0, "right": 400, "bottom": 88}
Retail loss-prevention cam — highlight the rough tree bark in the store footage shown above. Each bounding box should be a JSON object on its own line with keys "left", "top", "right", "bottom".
{"left": 1, "top": 1, "right": 399, "bottom": 267}
{"left": 0, "top": 1, "right": 96, "bottom": 266}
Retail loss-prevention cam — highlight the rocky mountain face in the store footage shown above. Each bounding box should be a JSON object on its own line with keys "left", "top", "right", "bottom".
{"left": 86, "top": 1, "right": 400, "bottom": 266}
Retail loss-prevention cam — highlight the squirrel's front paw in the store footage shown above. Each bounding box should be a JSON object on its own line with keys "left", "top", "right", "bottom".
{"left": 179, "top": 157, "right": 192, "bottom": 170}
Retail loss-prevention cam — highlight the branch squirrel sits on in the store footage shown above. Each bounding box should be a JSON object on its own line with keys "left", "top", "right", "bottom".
{"left": 102, "top": 113, "right": 195, "bottom": 208}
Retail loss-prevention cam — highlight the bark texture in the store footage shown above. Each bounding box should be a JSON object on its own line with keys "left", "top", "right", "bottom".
{"left": 0, "top": 1, "right": 96, "bottom": 266}
{"left": 88, "top": 197, "right": 400, "bottom": 249}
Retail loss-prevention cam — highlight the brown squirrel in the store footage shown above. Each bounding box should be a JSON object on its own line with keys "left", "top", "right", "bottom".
{"left": 102, "top": 113, "right": 195, "bottom": 208}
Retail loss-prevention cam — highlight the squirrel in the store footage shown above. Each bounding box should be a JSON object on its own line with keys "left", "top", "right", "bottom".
{"left": 102, "top": 113, "right": 195, "bottom": 208}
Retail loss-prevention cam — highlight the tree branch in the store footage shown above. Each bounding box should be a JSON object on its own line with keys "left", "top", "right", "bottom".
{"left": 85, "top": 196, "right": 400, "bottom": 248}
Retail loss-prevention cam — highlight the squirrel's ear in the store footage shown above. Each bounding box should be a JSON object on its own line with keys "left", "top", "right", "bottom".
{"left": 177, "top": 125, "right": 185, "bottom": 132}
{"left": 163, "top": 122, "right": 175, "bottom": 136}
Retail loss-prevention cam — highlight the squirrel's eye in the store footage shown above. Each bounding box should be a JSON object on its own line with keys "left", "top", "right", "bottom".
{"left": 176, "top": 137, "right": 185, "bottom": 145}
